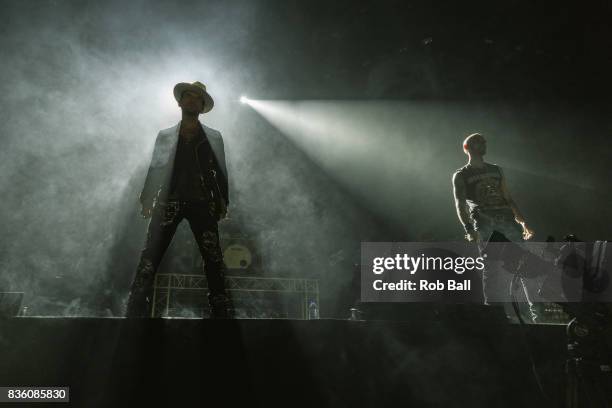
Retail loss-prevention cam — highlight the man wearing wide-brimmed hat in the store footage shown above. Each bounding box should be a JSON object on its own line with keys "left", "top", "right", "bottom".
{"left": 126, "top": 81, "right": 232, "bottom": 318}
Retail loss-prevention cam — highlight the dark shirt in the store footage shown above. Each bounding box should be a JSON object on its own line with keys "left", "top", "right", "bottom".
{"left": 168, "top": 126, "right": 213, "bottom": 202}
{"left": 454, "top": 163, "right": 510, "bottom": 215}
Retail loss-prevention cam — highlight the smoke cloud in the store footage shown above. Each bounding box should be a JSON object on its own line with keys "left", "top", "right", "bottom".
{"left": 0, "top": 0, "right": 609, "bottom": 318}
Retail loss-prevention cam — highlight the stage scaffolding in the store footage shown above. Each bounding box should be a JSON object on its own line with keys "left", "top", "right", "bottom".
{"left": 151, "top": 273, "right": 319, "bottom": 319}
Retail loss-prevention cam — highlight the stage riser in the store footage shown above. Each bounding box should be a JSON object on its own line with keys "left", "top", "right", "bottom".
{"left": 0, "top": 315, "right": 566, "bottom": 407}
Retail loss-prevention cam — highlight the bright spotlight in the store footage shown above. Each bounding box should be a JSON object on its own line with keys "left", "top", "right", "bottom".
{"left": 240, "top": 95, "right": 249, "bottom": 104}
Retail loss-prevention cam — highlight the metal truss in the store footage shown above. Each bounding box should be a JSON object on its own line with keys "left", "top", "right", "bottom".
{"left": 152, "top": 274, "right": 319, "bottom": 319}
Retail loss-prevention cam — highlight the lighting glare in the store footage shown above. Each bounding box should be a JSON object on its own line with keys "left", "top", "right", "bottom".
{"left": 243, "top": 100, "right": 438, "bottom": 225}
{"left": 240, "top": 95, "right": 249, "bottom": 104}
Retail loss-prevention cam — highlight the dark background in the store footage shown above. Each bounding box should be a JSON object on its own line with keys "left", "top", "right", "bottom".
{"left": 0, "top": 0, "right": 610, "bottom": 317}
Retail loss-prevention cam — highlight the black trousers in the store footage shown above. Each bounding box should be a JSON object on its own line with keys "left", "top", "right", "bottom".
{"left": 126, "top": 200, "right": 230, "bottom": 317}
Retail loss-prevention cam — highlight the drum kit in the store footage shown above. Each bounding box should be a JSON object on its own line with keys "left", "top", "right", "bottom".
{"left": 196, "top": 216, "right": 263, "bottom": 275}
{"left": 219, "top": 232, "right": 261, "bottom": 275}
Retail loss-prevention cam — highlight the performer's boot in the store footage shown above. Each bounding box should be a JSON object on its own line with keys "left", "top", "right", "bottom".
{"left": 125, "top": 258, "right": 156, "bottom": 318}
{"left": 208, "top": 292, "right": 235, "bottom": 319}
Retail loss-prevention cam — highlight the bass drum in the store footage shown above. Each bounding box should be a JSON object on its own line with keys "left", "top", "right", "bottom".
{"left": 223, "top": 243, "right": 253, "bottom": 270}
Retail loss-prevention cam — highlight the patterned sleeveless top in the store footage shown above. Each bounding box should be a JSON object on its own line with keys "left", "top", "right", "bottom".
{"left": 454, "top": 163, "right": 511, "bottom": 214}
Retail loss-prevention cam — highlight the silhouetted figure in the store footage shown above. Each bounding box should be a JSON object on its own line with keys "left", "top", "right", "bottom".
{"left": 452, "top": 133, "right": 535, "bottom": 316}
{"left": 126, "top": 81, "right": 232, "bottom": 318}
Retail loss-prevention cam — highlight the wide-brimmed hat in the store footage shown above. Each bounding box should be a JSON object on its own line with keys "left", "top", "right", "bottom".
{"left": 173, "top": 81, "right": 214, "bottom": 113}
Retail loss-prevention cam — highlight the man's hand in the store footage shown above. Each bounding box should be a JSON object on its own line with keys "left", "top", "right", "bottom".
{"left": 465, "top": 230, "right": 480, "bottom": 242}
{"left": 218, "top": 198, "right": 228, "bottom": 220}
{"left": 520, "top": 222, "right": 534, "bottom": 240}
{"left": 141, "top": 204, "right": 153, "bottom": 219}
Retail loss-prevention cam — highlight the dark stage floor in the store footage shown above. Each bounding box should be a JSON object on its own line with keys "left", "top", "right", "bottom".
{"left": 0, "top": 308, "right": 567, "bottom": 407}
